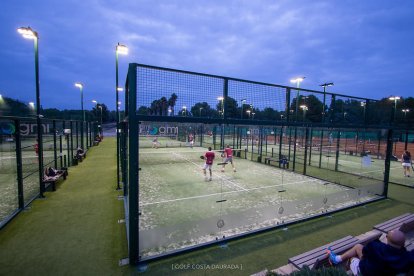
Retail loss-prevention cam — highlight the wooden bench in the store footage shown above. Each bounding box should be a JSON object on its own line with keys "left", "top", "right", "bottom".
{"left": 288, "top": 236, "right": 358, "bottom": 270}
{"left": 288, "top": 232, "right": 382, "bottom": 270}
{"left": 373, "top": 213, "right": 414, "bottom": 234}
{"left": 264, "top": 157, "right": 289, "bottom": 169}
{"left": 42, "top": 167, "right": 68, "bottom": 191}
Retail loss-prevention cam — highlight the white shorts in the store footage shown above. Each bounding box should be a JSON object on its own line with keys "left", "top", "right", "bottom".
{"left": 402, "top": 163, "right": 411, "bottom": 167}
{"left": 203, "top": 163, "right": 212, "bottom": 170}
{"left": 350, "top": 257, "right": 360, "bottom": 276}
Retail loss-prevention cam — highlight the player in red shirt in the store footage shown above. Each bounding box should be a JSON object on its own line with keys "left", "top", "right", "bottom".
{"left": 202, "top": 147, "right": 215, "bottom": 181}
{"left": 221, "top": 144, "right": 236, "bottom": 172}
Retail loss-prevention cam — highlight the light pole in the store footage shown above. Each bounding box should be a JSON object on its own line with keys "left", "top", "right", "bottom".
{"left": 290, "top": 77, "right": 305, "bottom": 122}
{"left": 246, "top": 110, "right": 251, "bottom": 119}
{"left": 402, "top": 109, "right": 409, "bottom": 121}
{"left": 199, "top": 107, "right": 203, "bottom": 117}
{"left": 300, "top": 105, "right": 308, "bottom": 121}
{"left": 389, "top": 96, "right": 400, "bottom": 123}
{"left": 240, "top": 98, "right": 247, "bottom": 119}
{"left": 319, "top": 82, "right": 334, "bottom": 123}
{"left": 74, "top": 82, "right": 85, "bottom": 149}
{"left": 18, "top": 26, "right": 45, "bottom": 196}
{"left": 92, "top": 100, "right": 102, "bottom": 135}
{"left": 360, "top": 101, "right": 366, "bottom": 124}
{"left": 182, "top": 106, "right": 187, "bottom": 116}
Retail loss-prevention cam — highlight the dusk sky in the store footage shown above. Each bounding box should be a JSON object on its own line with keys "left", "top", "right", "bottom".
{"left": 1, "top": 0, "right": 413, "bottom": 111}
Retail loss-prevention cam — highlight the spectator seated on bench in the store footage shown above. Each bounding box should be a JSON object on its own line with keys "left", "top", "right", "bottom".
{"left": 74, "top": 147, "right": 87, "bottom": 161}
{"left": 264, "top": 156, "right": 289, "bottom": 169}
{"left": 327, "top": 229, "right": 414, "bottom": 276}
{"left": 42, "top": 167, "right": 68, "bottom": 191}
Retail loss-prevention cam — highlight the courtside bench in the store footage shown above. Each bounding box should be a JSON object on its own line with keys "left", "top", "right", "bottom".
{"left": 42, "top": 168, "right": 68, "bottom": 192}
{"left": 288, "top": 231, "right": 382, "bottom": 270}
{"left": 264, "top": 157, "right": 289, "bottom": 169}
{"left": 373, "top": 213, "right": 414, "bottom": 233}
{"left": 74, "top": 148, "right": 87, "bottom": 162}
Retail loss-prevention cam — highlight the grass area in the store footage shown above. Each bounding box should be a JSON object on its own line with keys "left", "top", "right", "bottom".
{"left": 0, "top": 137, "right": 128, "bottom": 275}
{"left": 0, "top": 137, "right": 412, "bottom": 275}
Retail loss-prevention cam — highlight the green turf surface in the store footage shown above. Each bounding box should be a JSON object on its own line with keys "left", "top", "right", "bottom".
{"left": 0, "top": 137, "right": 128, "bottom": 275}
{"left": 0, "top": 137, "right": 412, "bottom": 275}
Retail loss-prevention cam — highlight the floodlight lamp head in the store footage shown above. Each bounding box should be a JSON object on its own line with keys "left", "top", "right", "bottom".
{"left": 319, "top": 82, "right": 334, "bottom": 87}
{"left": 75, "top": 82, "right": 83, "bottom": 89}
{"left": 290, "top": 77, "right": 305, "bottom": 83}
{"left": 92, "top": 100, "right": 97, "bottom": 104}
{"left": 17, "top": 27, "right": 38, "bottom": 40}
{"left": 182, "top": 106, "right": 187, "bottom": 109}
{"left": 116, "top": 43, "right": 128, "bottom": 55}
{"left": 360, "top": 102, "right": 366, "bottom": 107}
{"left": 29, "top": 102, "right": 35, "bottom": 108}
{"left": 389, "top": 96, "right": 400, "bottom": 101}
{"left": 217, "top": 96, "right": 224, "bottom": 101}
{"left": 117, "top": 87, "right": 124, "bottom": 92}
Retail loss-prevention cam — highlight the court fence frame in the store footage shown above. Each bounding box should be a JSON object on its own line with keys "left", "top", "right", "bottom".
{"left": 0, "top": 116, "right": 98, "bottom": 229}
{"left": 121, "top": 63, "right": 413, "bottom": 265}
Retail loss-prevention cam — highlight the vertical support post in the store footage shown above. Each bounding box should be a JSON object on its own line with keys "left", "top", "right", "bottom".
{"left": 232, "top": 125, "right": 236, "bottom": 148}
{"left": 319, "top": 129, "right": 324, "bottom": 168}
{"left": 288, "top": 128, "right": 292, "bottom": 161}
{"left": 404, "top": 130, "right": 408, "bottom": 150}
{"left": 75, "top": 121, "right": 79, "bottom": 149}
{"left": 223, "top": 78, "right": 228, "bottom": 120}
{"left": 308, "top": 128, "right": 313, "bottom": 166}
{"left": 335, "top": 129, "right": 341, "bottom": 171}
{"left": 127, "top": 64, "right": 139, "bottom": 264}
{"left": 220, "top": 125, "right": 225, "bottom": 149}
{"left": 330, "top": 95, "right": 336, "bottom": 123}
{"left": 70, "top": 121, "right": 74, "bottom": 165}
{"left": 292, "top": 127, "right": 297, "bottom": 171}
{"left": 278, "top": 127, "right": 283, "bottom": 161}
{"left": 286, "top": 88, "right": 291, "bottom": 122}
{"left": 213, "top": 126, "right": 217, "bottom": 150}
{"left": 383, "top": 129, "right": 393, "bottom": 197}
{"left": 15, "top": 119, "right": 24, "bottom": 209}
{"left": 59, "top": 130, "right": 63, "bottom": 168}
{"left": 303, "top": 127, "right": 309, "bottom": 175}
{"left": 53, "top": 120, "right": 57, "bottom": 169}
{"left": 200, "top": 125, "right": 204, "bottom": 147}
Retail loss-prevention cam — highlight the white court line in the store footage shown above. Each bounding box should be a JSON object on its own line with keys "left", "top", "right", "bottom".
{"left": 171, "top": 152, "right": 248, "bottom": 192}
{"left": 140, "top": 178, "right": 321, "bottom": 207}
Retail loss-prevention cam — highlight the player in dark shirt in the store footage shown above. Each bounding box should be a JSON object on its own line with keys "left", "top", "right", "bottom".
{"left": 327, "top": 229, "right": 414, "bottom": 275}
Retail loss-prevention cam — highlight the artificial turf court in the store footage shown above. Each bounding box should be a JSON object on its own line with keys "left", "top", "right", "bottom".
{"left": 0, "top": 137, "right": 413, "bottom": 275}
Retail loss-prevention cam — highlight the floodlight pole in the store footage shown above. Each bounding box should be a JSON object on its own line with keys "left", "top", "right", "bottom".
{"left": 319, "top": 82, "right": 333, "bottom": 124}
{"left": 18, "top": 27, "right": 44, "bottom": 197}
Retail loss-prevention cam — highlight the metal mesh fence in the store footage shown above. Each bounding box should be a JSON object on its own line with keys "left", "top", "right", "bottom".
{"left": 122, "top": 63, "right": 413, "bottom": 264}
{"left": 0, "top": 117, "right": 97, "bottom": 228}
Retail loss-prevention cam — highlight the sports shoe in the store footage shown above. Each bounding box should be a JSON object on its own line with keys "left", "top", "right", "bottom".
{"left": 233, "top": 168, "right": 236, "bottom": 172}
{"left": 327, "top": 247, "right": 340, "bottom": 265}
{"left": 209, "top": 177, "right": 212, "bottom": 181}
{"left": 221, "top": 168, "right": 225, "bottom": 172}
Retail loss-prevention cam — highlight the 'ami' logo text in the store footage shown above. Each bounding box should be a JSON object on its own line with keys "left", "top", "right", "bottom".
{"left": 139, "top": 125, "right": 178, "bottom": 135}
{"left": 0, "top": 123, "right": 50, "bottom": 136}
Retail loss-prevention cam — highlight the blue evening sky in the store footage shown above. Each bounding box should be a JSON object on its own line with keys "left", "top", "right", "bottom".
{"left": 0, "top": 0, "right": 413, "bottom": 110}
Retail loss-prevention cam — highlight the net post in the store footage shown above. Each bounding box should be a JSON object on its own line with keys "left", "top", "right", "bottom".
{"left": 286, "top": 88, "right": 291, "bottom": 122}
{"left": 308, "top": 127, "right": 313, "bottom": 166}
{"left": 279, "top": 127, "right": 283, "bottom": 162}
{"left": 70, "top": 121, "right": 74, "bottom": 166}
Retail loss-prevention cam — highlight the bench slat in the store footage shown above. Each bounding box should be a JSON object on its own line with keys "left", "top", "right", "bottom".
{"left": 373, "top": 213, "right": 412, "bottom": 229}
{"left": 288, "top": 236, "right": 359, "bottom": 269}
{"left": 374, "top": 214, "right": 414, "bottom": 233}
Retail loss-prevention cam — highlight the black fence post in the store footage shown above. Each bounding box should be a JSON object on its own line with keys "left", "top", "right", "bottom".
{"left": 70, "top": 121, "right": 74, "bottom": 166}
{"left": 286, "top": 88, "right": 291, "bottom": 122}
{"left": 308, "top": 128, "right": 313, "bottom": 166}
{"left": 53, "top": 120, "right": 57, "bottom": 169}
{"left": 335, "top": 129, "right": 341, "bottom": 171}
{"left": 15, "top": 119, "right": 24, "bottom": 209}
{"left": 293, "top": 127, "right": 297, "bottom": 171}
{"left": 383, "top": 129, "right": 393, "bottom": 197}
{"left": 303, "top": 127, "right": 309, "bottom": 175}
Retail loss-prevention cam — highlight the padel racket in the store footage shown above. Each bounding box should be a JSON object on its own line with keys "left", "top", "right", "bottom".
{"left": 200, "top": 156, "right": 205, "bottom": 160}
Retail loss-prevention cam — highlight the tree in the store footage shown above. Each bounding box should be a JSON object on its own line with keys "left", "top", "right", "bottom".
{"left": 190, "top": 102, "right": 217, "bottom": 117}
{"left": 168, "top": 93, "right": 178, "bottom": 115}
